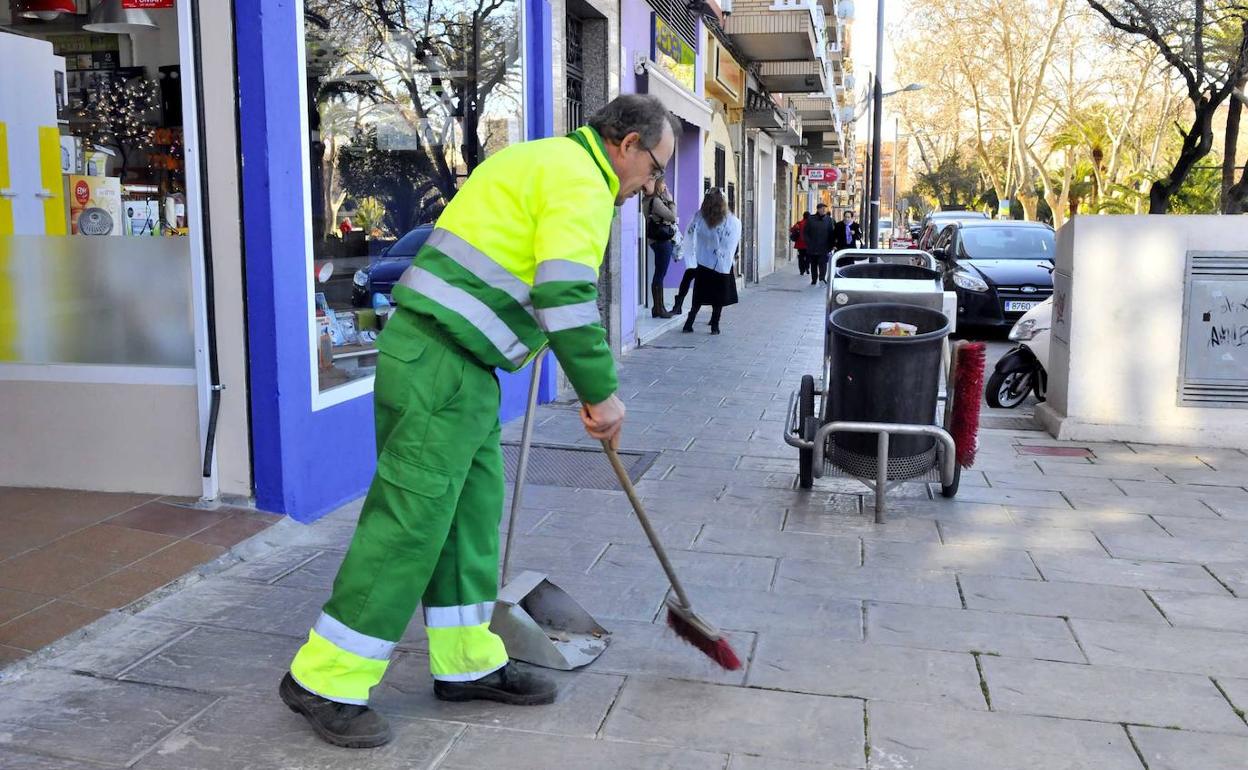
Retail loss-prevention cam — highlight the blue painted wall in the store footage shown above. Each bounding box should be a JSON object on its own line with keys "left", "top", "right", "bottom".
{"left": 236, "top": 0, "right": 557, "bottom": 522}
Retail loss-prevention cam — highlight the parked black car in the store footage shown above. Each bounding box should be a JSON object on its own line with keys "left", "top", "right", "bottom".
{"left": 915, "top": 209, "right": 988, "bottom": 252}
{"left": 930, "top": 220, "right": 1055, "bottom": 329}
{"left": 351, "top": 225, "right": 434, "bottom": 307}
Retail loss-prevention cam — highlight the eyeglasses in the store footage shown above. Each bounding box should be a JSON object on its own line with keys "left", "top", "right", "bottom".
{"left": 645, "top": 147, "right": 666, "bottom": 181}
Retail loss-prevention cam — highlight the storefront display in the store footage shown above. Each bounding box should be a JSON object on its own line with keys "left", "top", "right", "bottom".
{"left": 1, "top": 3, "right": 198, "bottom": 368}
{"left": 302, "top": 0, "right": 524, "bottom": 394}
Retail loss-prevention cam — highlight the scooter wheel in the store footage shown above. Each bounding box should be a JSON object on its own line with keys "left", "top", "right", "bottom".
{"left": 986, "top": 370, "right": 1031, "bottom": 409}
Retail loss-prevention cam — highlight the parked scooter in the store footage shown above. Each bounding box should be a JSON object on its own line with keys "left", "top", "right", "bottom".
{"left": 986, "top": 296, "right": 1052, "bottom": 408}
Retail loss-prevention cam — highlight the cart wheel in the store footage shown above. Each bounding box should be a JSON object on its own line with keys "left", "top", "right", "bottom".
{"left": 798, "top": 375, "right": 816, "bottom": 490}
{"left": 799, "top": 417, "right": 818, "bottom": 490}
{"left": 941, "top": 460, "right": 961, "bottom": 498}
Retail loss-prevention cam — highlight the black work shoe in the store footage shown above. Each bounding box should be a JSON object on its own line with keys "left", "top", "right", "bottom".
{"left": 280, "top": 672, "right": 392, "bottom": 748}
{"left": 433, "top": 662, "right": 557, "bottom": 706}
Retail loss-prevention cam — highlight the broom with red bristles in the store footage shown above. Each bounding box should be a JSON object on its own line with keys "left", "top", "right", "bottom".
{"left": 949, "top": 341, "right": 987, "bottom": 467}
{"left": 600, "top": 440, "right": 742, "bottom": 671}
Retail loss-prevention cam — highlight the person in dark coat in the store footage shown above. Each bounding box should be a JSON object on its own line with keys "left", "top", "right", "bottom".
{"left": 831, "top": 210, "right": 864, "bottom": 267}
{"left": 789, "top": 212, "right": 810, "bottom": 275}
{"left": 680, "top": 189, "right": 741, "bottom": 335}
{"left": 802, "top": 203, "right": 835, "bottom": 285}
{"left": 644, "top": 179, "right": 678, "bottom": 318}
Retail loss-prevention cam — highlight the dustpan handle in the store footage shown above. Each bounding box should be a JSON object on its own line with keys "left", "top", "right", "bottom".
{"left": 501, "top": 351, "right": 544, "bottom": 586}
{"left": 600, "top": 440, "right": 693, "bottom": 610}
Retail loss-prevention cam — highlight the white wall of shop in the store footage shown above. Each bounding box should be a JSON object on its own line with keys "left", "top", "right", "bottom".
{"left": 198, "top": 2, "right": 252, "bottom": 498}
{"left": 0, "top": 379, "right": 201, "bottom": 493}
{"left": 0, "top": 5, "right": 250, "bottom": 498}
{"left": 755, "top": 133, "right": 776, "bottom": 278}
{"left": 1038, "top": 215, "right": 1248, "bottom": 449}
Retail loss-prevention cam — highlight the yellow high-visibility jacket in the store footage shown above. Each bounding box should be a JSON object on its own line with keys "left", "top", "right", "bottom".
{"left": 378, "top": 126, "right": 619, "bottom": 404}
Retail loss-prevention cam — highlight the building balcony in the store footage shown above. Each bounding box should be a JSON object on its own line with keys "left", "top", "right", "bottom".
{"left": 758, "top": 61, "right": 827, "bottom": 93}
{"left": 768, "top": 106, "right": 804, "bottom": 145}
{"left": 789, "top": 94, "right": 838, "bottom": 130}
{"left": 744, "top": 94, "right": 804, "bottom": 145}
{"left": 723, "top": 0, "right": 828, "bottom": 63}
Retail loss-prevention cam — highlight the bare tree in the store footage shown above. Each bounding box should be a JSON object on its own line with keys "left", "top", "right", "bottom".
{"left": 1085, "top": 0, "right": 1248, "bottom": 212}
{"left": 305, "top": 0, "right": 522, "bottom": 236}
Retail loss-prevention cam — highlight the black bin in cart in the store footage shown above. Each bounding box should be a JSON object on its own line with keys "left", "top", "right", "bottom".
{"left": 785, "top": 248, "right": 964, "bottom": 522}
{"left": 827, "top": 303, "right": 951, "bottom": 479}
{"left": 835, "top": 263, "right": 942, "bottom": 282}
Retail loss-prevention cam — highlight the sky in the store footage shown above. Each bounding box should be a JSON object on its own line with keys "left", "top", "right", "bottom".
{"left": 848, "top": 0, "right": 912, "bottom": 142}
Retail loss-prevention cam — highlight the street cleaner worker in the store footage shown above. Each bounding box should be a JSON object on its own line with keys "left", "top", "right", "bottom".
{"left": 280, "top": 94, "right": 678, "bottom": 749}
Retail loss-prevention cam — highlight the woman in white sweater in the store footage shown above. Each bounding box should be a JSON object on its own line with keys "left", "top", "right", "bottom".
{"left": 679, "top": 188, "right": 741, "bottom": 335}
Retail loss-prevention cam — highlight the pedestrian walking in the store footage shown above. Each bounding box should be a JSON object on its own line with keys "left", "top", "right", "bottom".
{"left": 671, "top": 211, "right": 700, "bottom": 316}
{"left": 832, "top": 209, "right": 864, "bottom": 267}
{"left": 789, "top": 211, "right": 810, "bottom": 276}
{"left": 681, "top": 188, "right": 741, "bottom": 335}
{"left": 802, "top": 203, "right": 835, "bottom": 285}
{"left": 279, "top": 94, "right": 677, "bottom": 749}
{"left": 644, "top": 179, "right": 678, "bottom": 318}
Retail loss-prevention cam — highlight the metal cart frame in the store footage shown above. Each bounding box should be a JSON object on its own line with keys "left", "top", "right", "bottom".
{"left": 784, "top": 248, "right": 961, "bottom": 522}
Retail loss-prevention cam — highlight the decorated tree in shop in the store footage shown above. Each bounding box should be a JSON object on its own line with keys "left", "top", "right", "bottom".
{"left": 75, "top": 77, "right": 159, "bottom": 182}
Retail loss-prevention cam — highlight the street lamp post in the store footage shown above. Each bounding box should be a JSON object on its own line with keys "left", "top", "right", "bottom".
{"left": 861, "top": 76, "right": 872, "bottom": 226}
{"left": 891, "top": 116, "right": 899, "bottom": 237}
{"left": 868, "top": 0, "right": 884, "bottom": 248}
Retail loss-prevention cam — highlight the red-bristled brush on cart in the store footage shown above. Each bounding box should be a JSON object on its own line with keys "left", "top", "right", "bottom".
{"left": 950, "top": 341, "right": 987, "bottom": 467}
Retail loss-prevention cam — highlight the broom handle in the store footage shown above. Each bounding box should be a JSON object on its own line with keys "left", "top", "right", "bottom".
{"left": 600, "top": 440, "right": 694, "bottom": 610}
{"left": 500, "top": 352, "right": 544, "bottom": 586}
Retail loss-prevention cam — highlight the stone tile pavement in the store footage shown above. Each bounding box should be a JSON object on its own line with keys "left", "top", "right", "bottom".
{"left": 3, "top": 270, "right": 1248, "bottom": 768}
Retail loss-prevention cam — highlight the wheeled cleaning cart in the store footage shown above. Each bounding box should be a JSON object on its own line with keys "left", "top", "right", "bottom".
{"left": 784, "top": 252, "right": 963, "bottom": 522}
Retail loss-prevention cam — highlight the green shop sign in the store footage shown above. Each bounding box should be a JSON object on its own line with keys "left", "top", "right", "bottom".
{"left": 653, "top": 15, "right": 696, "bottom": 92}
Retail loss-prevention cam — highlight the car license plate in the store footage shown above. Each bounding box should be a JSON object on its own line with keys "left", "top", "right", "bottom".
{"left": 1004, "top": 300, "right": 1039, "bottom": 313}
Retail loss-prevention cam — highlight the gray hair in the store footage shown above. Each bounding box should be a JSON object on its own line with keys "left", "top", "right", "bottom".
{"left": 588, "top": 94, "right": 679, "bottom": 149}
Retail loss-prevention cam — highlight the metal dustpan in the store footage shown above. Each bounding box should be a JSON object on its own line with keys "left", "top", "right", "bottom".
{"left": 489, "top": 354, "right": 610, "bottom": 670}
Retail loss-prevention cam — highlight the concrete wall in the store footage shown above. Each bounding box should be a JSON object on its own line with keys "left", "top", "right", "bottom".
{"left": 0, "top": 381, "right": 200, "bottom": 494}
{"left": 1037, "top": 215, "right": 1248, "bottom": 449}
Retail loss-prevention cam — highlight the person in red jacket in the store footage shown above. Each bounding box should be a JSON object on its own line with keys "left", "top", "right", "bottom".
{"left": 789, "top": 212, "right": 810, "bottom": 276}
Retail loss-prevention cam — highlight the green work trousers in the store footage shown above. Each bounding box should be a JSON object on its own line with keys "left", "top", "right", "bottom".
{"left": 289, "top": 320, "right": 509, "bottom": 704}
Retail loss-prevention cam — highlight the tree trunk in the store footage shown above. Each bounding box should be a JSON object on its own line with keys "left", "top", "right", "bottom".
{"left": 1149, "top": 103, "right": 1217, "bottom": 214}
{"left": 1223, "top": 79, "right": 1246, "bottom": 214}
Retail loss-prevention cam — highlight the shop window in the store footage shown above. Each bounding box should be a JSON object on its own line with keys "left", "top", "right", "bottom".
{"left": 0, "top": 6, "right": 196, "bottom": 370}
{"left": 303, "top": 0, "right": 523, "bottom": 394}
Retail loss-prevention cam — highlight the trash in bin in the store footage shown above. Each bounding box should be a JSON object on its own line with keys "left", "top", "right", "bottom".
{"left": 875, "top": 321, "right": 918, "bottom": 337}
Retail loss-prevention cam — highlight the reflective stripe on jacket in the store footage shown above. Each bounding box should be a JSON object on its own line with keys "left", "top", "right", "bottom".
{"left": 379, "top": 126, "right": 620, "bottom": 405}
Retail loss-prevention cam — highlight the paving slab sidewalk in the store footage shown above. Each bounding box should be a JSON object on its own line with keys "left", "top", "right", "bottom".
{"left": 3, "top": 270, "right": 1248, "bottom": 768}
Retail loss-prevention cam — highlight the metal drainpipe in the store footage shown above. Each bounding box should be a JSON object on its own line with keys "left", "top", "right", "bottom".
{"left": 190, "top": 0, "right": 224, "bottom": 484}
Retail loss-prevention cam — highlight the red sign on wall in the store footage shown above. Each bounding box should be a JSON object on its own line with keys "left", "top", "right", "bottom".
{"left": 123, "top": 0, "right": 175, "bottom": 8}
{"left": 803, "top": 166, "right": 841, "bottom": 183}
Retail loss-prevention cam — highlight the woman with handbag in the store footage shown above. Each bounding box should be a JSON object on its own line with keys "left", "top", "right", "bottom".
{"left": 643, "top": 180, "right": 678, "bottom": 318}
{"left": 680, "top": 188, "right": 741, "bottom": 335}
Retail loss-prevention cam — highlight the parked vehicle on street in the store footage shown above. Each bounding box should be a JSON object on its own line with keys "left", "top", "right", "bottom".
{"left": 351, "top": 224, "right": 434, "bottom": 307}
{"left": 915, "top": 210, "right": 988, "bottom": 251}
{"left": 930, "top": 220, "right": 1055, "bottom": 329}
{"left": 987, "top": 296, "right": 1052, "bottom": 408}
